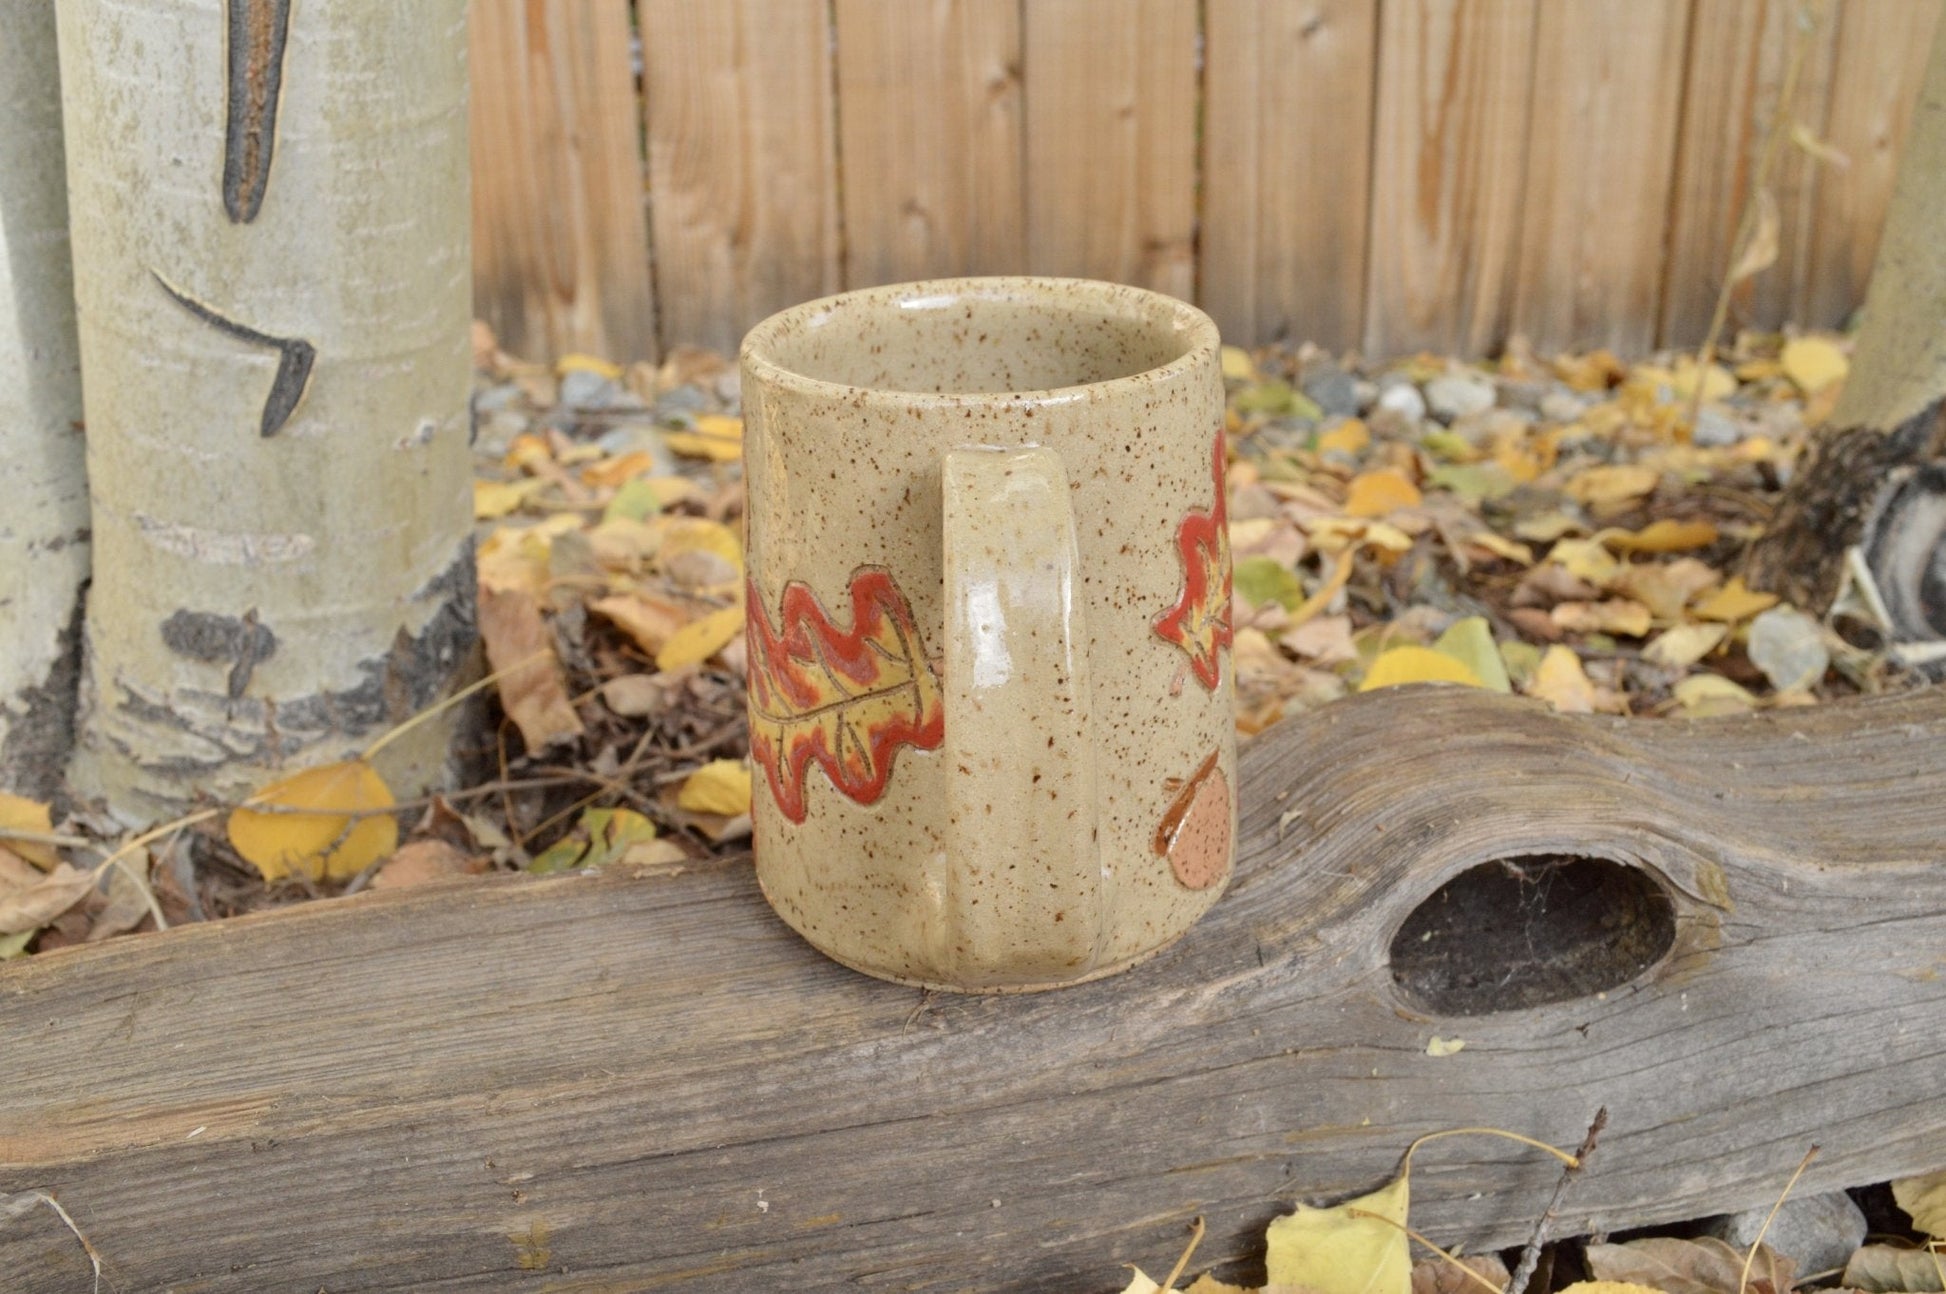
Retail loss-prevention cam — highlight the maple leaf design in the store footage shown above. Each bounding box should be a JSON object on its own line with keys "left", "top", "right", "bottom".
{"left": 1152, "top": 430, "right": 1234, "bottom": 690}
{"left": 746, "top": 566, "right": 945, "bottom": 824}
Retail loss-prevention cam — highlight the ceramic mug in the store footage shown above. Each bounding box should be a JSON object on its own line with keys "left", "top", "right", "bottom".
{"left": 739, "top": 277, "right": 1236, "bottom": 992}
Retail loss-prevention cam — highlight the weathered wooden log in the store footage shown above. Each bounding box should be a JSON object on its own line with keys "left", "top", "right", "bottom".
{"left": 3, "top": 687, "right": 1943, "bottom": 1291}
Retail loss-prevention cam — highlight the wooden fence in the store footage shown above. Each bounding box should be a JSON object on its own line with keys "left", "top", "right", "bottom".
{"left": 468, "top": 0, "right": 1941, "bottom": 365}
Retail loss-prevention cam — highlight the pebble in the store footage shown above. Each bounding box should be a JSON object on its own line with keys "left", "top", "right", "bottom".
{"left": 1300, "top": 361, "right": 1363, "bottom": 419}
{"left": 1375, "top": 379, "right": 1428, "bottom": 423}
{"left": 1691, "top": 406, "right": 1742, "bottom": 447}
{"left": 655, "top": 384, "right": 710, "bottom": 416}
{"left": 1702, "top": 1192, "right": 1865, "bottom": 1279}
{"left": 559, "top": 369, "right": 622, "bottom": 410}
{"left": 475, "top": 409, "right": 529, "bottom": 457}
{"left": 1426, "top": 370, "right": 1498, "bottom": 422}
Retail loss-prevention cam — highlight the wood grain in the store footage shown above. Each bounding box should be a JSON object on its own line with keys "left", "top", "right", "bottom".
{"left": 1801, "top": 0, "right": 1945, "bottom": 328}
{"left": 1363, "top": 0, "right": 1539, "bottom": 358}
{"left": 4, "top": 687, "right": 1944, "bottom": 1291}
{"left": 833, "top": 0, "right": 1024, "bottom": 287}
{"left": 1201, "top": 0, "right": 1380, "bottom": 351}
{"left": 642, "top": 0, "right": 840, "bottom": 356}
{"left": 1511, "top": 0, "right": 1691, "bottom": 353}
{"left": 470, "top": 0, "right": 657, "bottom": 364}
{"left": 1658, "top": 0, "right": 1841, "bottom": 345}
{"left": 1023, "top": 0, "right": 1199, "bottom": 299}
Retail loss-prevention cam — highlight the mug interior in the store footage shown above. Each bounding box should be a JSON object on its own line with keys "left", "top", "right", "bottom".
{"left": 742, "top": 278, "right": 1214, "bottom": 396}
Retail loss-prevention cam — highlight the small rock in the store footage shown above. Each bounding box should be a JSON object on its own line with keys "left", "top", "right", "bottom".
{"left": 1691, "top": 406, "right": 1742, "bottom": 447}
{"left": 1496, "top": 378, "right": 1553, "bottom": 414}
{"left": 1300, "top": 361, "right": 1362, "bottom": 419}
{"left": 559, "top": 368, "right": 621, "bottom": 410}
{"left": 475, "top": 409, "right": 529, "bottom": 457}
{"left": 1539, "top": 386, "right": 1591, "bottom": 424}
{"left": 473, "top": 381, "right": 524, "bottom": 415}
{"left": 1702, "top": 1192, "right": 1866, "bottom": 1279}
{"left": 654, "top": 384, "right": 710, "bottom": 416}
{"left": 1375, "top": 379, "right": 1427, "bottom": 422}
{"left": 1426, "top": 370, "right": 1497, "bottom": 422}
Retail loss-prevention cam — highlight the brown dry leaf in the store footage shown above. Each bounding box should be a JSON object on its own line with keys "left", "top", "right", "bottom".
{"left": 1894, "top": 1170, "right": 1946, "bottom": 1239}
{"left": 1565, "top": 465, "right": 1660, "bottom": 508}
{"left": 371, "top": 840, "right": 486, "bottom": 891}
{"left": 1843, "top": 1245, "right": 1945, "bottom": 1292}
{"left": 0, "top": 861, "right": 95, "bottom": 936}
{"left": 1551, "top": 599, "right": 1653, "bottom": 638}
{"left": 1618, "top": 558, "right": 1721, "bottom": 620}
{"left": 1528, "top": 645, "right": 1597, "bottom": 713}
{"left": 87, "top": 859, "right": 157, "bottom": 941}
{"left": 0, "top": 793, "right": 59, "bottom": 869}
{"left": 1283, "top": 614, "right": 1356, "bottom": 666}
{"left": 1693, "top": 577, "right": 1781, "bottom": 623}
{"left": 580, "top": 448, "right": 657, "bottom": 489}
{"left": 1601, "top": 519, "right": 1719, "bottom": 554}
{"left": 229, "top": 760, "right": 399, "bottom": 883}
{"left": 592, "top": 593, "right": 691, "bottom": 656}
{"left": 1344, "top": 469, "right": 1422, "bottom": 518}
{"left": 479, "top": 585, "right": 585, "bottom": 749}
{"left": 1411, "top": 1254, "right": 1509, "bottom": 1294}
{"left": 600, "top": 672, "right": 680, "bottom": 717}
{"left": 1587, "top": 1238, "right": 1793, "bottom": 1294}
{"left": 1554, "top": 349, "right": 1626, "bottom": 392}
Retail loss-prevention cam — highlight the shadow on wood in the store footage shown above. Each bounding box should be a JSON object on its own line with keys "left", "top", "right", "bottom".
{"left": 3, "top": 687, "right": 1943, "bottom": 1291}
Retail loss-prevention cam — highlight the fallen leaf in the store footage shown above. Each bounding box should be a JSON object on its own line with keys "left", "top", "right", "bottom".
{"left": 678, "top": 760, "right": 753, "bottom": 816}
{"left": 1565, "top": 465, "right": 1659, "bottom": 508}
{"left": 1781, "top": 336, "right": 1849, "bottom": 396}
{"left": 1692, "top": 577, "right": 1780, "bottom": 623}
{"left": 1433, "top": 617, "right": 1511, "bottom": 693}
{"left": 1264, "top": 1171, "right": 1410, "bottom": 1294}
{"left": 1528, "top": 645, "right": 1597, "bottom": 713}
{"left": 557, "top": 352, "right": 622, "bottom": 380}
{"left": 664, "top": 413, "right": 745, "bottom": 461}
{"left": 1673, "top": 673, "right": 1759, "bottom": 717}
{"left": 1670, "top": 358, "right": 1738, "bottom": 404}
{"left": 371, "top": 840, "right": 485, "bottom": 890}
{"left": 87, "top": 859, "right": 157, "bottom": 941}
{"left": 1618, "top": 559, "right": 1721, "bottom": 620}
{"left": 1345, "top": 469, "right": 1423, "bottom": 518}
{"left": 603, "top": 475, "right": 665, "bottom": 523}
{"left": 1221, "top": 345, "right": 1259, "bottom": 383}
{"left": 530, "top": 807, "right": 660, "bottom": 875}
{"left": 600, "top": 672, "right": 679, "bottom": 717}
{"left": 656, "top": 604, "right": 744, "bottom": 672}
{"left": 1727, "top": 188, "right": 1782, "bottom": 285}
{"left": 229, "top": 760, "right": 398, "bottom": 882}
{"left": 1843, "top": 1245, "right": 1946, "bottom": 1292}
{"left": 1236, "top": 556, "right": 1305, "bottom": 611}
{"left": 0, "top": 861, "right": 95, "bottom": 935}
{"left": 479, "top": 585, "right": 586, "bottom": 749}
{"left": 1318, "top": 419, "right": 1370, "bottom": 455}
{"left": 1184, "top": 1277, "right": 1252, "bottom": 1294}
{"left": 1412, "top": 1255, "right": 1511, "bottom": 1294}
{"left": 0, "top": 929, "right": 31, "bottom": 958}
{"left": 1426, "top": 1036, "right": 1465, "bottom": 1057}
{"left": 1644, "top": 623, "right": 1729, "bottom": 668}
{"left": 1547, "top": 538, "right": 1623, "bottom": 589}
{"left": 1361, "top": 646, "right": 1484, "bottom": 693}
{"left": 580, "top": 448, "right": 658, "bottom": 489}
{"left": 1464, "top": 531, "right": 1534, "bottom": 565}
{"left": 1283, "top": 614, "right": 1356, "bottom": 665}
{"left": 1747, "top": 606, "right": 1829, "bottom": 691}
{"left": 1556, "top": 1284, "right": 1670, "bottom": 1294}
{"left": 1587, "top": 1238, "right": 1793, "bottom": 1294}
{"left": 1601, "top": 519, "right": 1719, "bottom": 553}
{"left": 0, "top": 794, "right": 59, "bottom": 869}
{"left": 1893, "top": 1170, "right": 1946, "bottom": 1239}
{"left": 1551, "top": 600, "right": 1653, "bottom": 638}
{"left": 592, "top": 593, "right": 691, "bottom": 656}
{"left": 473, "top": 479, "right": 540, "bottom": 521}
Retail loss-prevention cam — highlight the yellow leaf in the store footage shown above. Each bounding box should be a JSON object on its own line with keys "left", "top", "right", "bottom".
{"left": 556, "top": 352, "right": 623, "bottom": 380}
{"left": 1433, "top": 617, "right": 1511, "bottom": 693}
{"left": 1465, "top": 532, "right": 1534, "bottom": 565}
{"left": 531, "top": 806, "right": 658, "bottom": 875}
{"left": 1220, "top": 345, "right": 1259, "bottom": 383}
{"left": 1781, "top": 336, "right": 1849, "bottom": 395}
{"left": 1426, "top": 1036, "right": 1466, "bottom": 1057}
{"left": 1692, "top": 577, "right": 1779, "bottom": 623}
{"left": 664, "top": 414, "right": 745, "bottom": 461}
{"left": 1618, "top": 558, "right": 1720, "bottom": 620}
{"left": 592, "top": 593, "right": 692, "bottom": 656}
{"left": 1265, "top": 1171, "right": 1410, "bottom": 1294}
{"left": 1557, "top": 1284, "right": 1671, "bottom": 1294}
{"left": 1548, "top": 538, "right": 1623, "bottom": 589}
{"left": 1670, "top": 358, "right": 1737, "bottom": 404}
{"left": 1565, "top": 465, "right": 1659, "bottom": 507}
{"left": 1318, "top": 419, "right": 1370, "bottom": 455}
{"left": 1345, "top": 469, "right": 1423, "bottom": 518}
{"left": 1600, "top": 519, "right": 1719, "bottom": 553}
{"left": 472, "top": 479, "right": 540, "bottom": 521}
{"left": 1307, "top": 518, "right": 1414, "bottom": 555}
{"left": 1643, "top": 623, "right": 1729, "bottom": 668}
{"left": 1528, "top": 646, "right": 1597, "bottom": 714}
{"left": 1360, "top": 647, "right": 1485, "bottom": 693}
{"left": 658, "top": 516, "right": 743, "bottom": 568}
{"left": 580, "top": 449, "right": 657, "bottom": 489}
{"left": 678, "top": 760, "right": 753, "bottom": 816}
{"left": 1892, "top": 1169, "right": 1946, "bottom": 1239}
{"left": 0, "top": 794, "right": 58, "bottom": 869}
{"left": 229, "top": 760, "right": 398, "bottom": 882}
{"left": 1119, "top": 1273, "right": 1164, "bottom": 1294}
{"left": 656, "top": 605, "right": 744, "bottom": 672}
{"left": 1550, "top": 600, "right": 1653, "bottom": 638}
{"left": 503, "top": 433, "right": 554, "bottom": 474}
{"left": 1184, "top": 1278, "right": 1251, "bottom": 1294}
{"left": 1673, "top": 673, "right": 1758, "bottom": 716}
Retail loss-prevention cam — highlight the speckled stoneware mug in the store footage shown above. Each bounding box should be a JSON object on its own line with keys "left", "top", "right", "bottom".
{"left": 739, "top": 277, "right": 1236, "bottom": 992}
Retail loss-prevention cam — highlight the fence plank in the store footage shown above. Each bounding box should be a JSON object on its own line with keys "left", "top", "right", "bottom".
{"left": 1658, "top": 0, "right": 1841, "bottom": 346}
{"left": 470, "top": 0, "right": 656, "bottom": 364}
{"left": 1363, "top": 0, "right": 1539, "bottom": 359}
{"left": 1023, "top": 0, "right": 1199, "bottom": 300}
{"left": 834, "top": 0, "right": 1024, "bottom": 288}
{"left": 1801, "top": 0, "right": 1944, "bottom": 329}
{"left": 643, "top": 0, "right": 840, "bottom": 356}
{"left": 1201, "top": 0, "right": 1379, "bottom": 351}
{"left": 1510, "top": 0, "right": 1690, "bottom": 354}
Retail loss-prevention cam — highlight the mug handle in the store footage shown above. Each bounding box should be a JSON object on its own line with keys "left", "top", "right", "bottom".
{"left": 937, "top": 446, "right": 1104, "bottom": 986}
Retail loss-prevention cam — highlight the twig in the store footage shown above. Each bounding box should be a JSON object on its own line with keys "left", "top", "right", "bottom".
{"left": 1739, "top": 1144, "right": 1820, "bottom": 1294}
{"left": 1158, "top": 1215, "right": 1206, "bottom": 1292}
{"left": 2, "top": 1190, "right": 104, "bottom": 1293}
{"left": 1346, "top": 1207, "right": 1507, "bottom": 1294}
{"left": 1506, "top": 1107, "right": 1607, "bottom": 1294}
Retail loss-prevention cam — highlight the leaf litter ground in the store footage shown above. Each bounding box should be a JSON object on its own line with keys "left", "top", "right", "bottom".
{"left": 2, "top": 325, "right": 1941, "bottom": 1292}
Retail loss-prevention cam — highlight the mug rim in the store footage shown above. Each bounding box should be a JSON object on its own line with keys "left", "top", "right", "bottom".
{"left": 738, "top": 276, "right": 1221, "bottom": 409}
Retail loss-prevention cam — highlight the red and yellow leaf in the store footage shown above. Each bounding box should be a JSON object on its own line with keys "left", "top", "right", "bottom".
{"left": 1153, "top": 432, "right": 1235, "bottom": 691}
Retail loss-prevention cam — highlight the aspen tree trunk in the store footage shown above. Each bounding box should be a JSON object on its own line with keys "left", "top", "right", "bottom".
{"left": 1748, "top": 19, "right": 1946, "bottom": 667}
{"left": 56, "top": 0, "right": 476, "bottom": 823}
{"left": 0, "top": 5, "right": 91, "bottom": 799}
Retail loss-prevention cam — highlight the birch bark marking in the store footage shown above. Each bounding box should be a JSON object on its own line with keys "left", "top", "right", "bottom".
{"left": 0, "top": 4, "right": 91, "bottom": 798}
{"left": 57, "top": 0, "right": 476, "bottom": 822}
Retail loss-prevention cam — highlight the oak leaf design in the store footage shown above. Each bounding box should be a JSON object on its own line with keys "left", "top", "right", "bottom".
{"left": 746, "top": 567, "right": 944, "bottom": 823}
{"left": 1153, "top": 431, "right": 1234, "bottom": 690}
